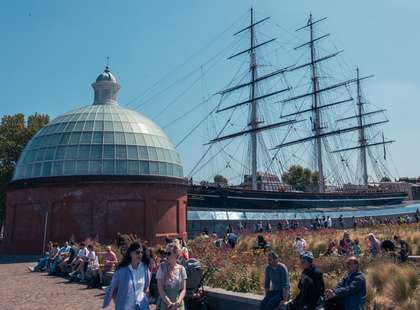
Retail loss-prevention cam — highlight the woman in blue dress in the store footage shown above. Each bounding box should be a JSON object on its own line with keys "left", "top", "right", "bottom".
{"left": 103, "top": 242, "right": 151, "bottom": 310}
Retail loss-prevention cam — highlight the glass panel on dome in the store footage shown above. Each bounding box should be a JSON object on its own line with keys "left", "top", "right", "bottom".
{"left": 60, "top": 132, "right": 71, "bottom": 145}
{"left": 35, "top": 148, "right": 46, "bottom": 161}
{"left": 77, "top": 145, "right": 90, "bottom": 159}
{"left": 44, "top": 147, "right": 56, "bottom": 160}
{"left": 56, "top": 146, "right": 66, "bottom": 159}
{"left": 89, "top": 160, "right": 101, "bottom": 174}
{"left": 96, "top": 113, "right": 105, "bottom": 121}
{"left": 92, "top": 132, "right": 103, "bottom": 144}
{"left": 122, "top": 122, "right": 132, "bottom": 132}
{"left": 84, "top": 121, "right": 94, "bottom": 131}
{"left": 144, "top": 135, "right": 154, "bottom": 146}
{"left": 149, "top": 162, "right": 158, "bottom": 175}
{"left": 69, "top": 114, "right": 80, "bottom": 122}
{"left": 65, "top": 146, "right": 78, "bottom": 159}
{"left": 64, "top": 160, "right": 76, "bottom": 175}
{"left": 127, "top": 161, "right": 139, "bottom": 175}
{"left": 93, "top": 120, "right": 104, "bottom": 131}
{"left": 138, "top": 146, "right": 148, "bottom": 159}
{"left": 119, "top": 113, "right": 128, "bottom": 122}
{"left": 25, "top": 165, "right": 33, "bottom": 178}
{"left": 90, "top": 145, "right": 102, "bottom": 159}
{"left": 87, "top": 112, "right": 96, "bottom": 121}
{"left": 69, "top": 132, "right": 81, "bottom": 144}
{"left": 127, "top": 146, "right": 138, "bottom": 159}
{"left": 65, "top": 122, "right": 76, "bottom": 132}
{"left": 139, "top": 161, "right": 149, "bottom": 174}
{"left": 26, "top": 150, "right": 35, "bottom": 163}
{"left": 104, "top": 145, "right": 115, "bottom": 159}
{"left": 148, "top": 147, "right": 158, "bottom": 160}
{"left": 41, "top": 162, "right": 52, "bottom": 177}
{"left": 158, "top": 162, "right": 167, "bottom": 175}
{"left": 116, "top": 160, "right": 127, "bottom": 174}
{"left": 80, "top": 132, "right": 92, "bottom": 144}
{"left": 130, "top": 122, "right": 140, "bottom": 133}
{"left": 78, "top": 113, "right": 88, "bottom": 121}
{"left": 74, "top": 121, "right": 84, "bottom": 131}
{"left": 113, "top": 122, "right": 123, "bottom": 131}
{"left": 76, "top": 160, "right": 89, "bottom": 174}
{"left": 104, "top": 113, "right": 112, "bottom": 121}
{"left": 50, "top": 134, "right": 61, "bottom": 145}
{"left": 125, "top": 133, "right": 136, "bottom": 145}
{"left": 56, "top": 123, "right": 67, "bottom": 132}
{"left": 114, "top": 132, "right": 125, "bottom": 144}
{"left": 112, "top": 113, "right": 121, "bottom": 122}
{"left": 115, "top": 145, "right": 127, "bottom": 159}
{"left": 33, "top": 163, "right": 42, "bottom": 177}
{"left": 104, "top": 121, "right": 113, "bottom": 131}
{"left": 135, "top": 133, "right": 145, "bottom": 145}
{"left": 104, "top": 132, "right": 114, "bottom": 144}
{"left": 103, "top": 160, "right": 115, "bottom": 174}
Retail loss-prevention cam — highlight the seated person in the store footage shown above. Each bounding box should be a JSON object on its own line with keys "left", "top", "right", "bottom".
{"left": 323, "top": 240, "right": 338, "bottom": 256}
{"left": 260, "top": 252, "right": 289, "bottom": 310}
{"left": 256, "top": 235, "right": 268, "bottom": 250}
{"left": 286, "top": 251, "right": 324, "bottom": 310}
{"left": 69, "top": 242, "right": 90, "bottom": 278}
{"left": 98, "top": 245, "right": 119, "bottom": 287}
{"left": 325, "top": 256, "right": 366, "bottom": 310}
{"left": 338, "top": 232, "right": 353, "bottom": 256}
{"left": 393, "top": 235, "right": 410, "bottom": 262}
{"left": 381, "top": 239, "right": 396, "bottom": 254}
{"left": 58, "top": 241, "right": 77, "bottom": 274}
{"left": 84, "top": 244, "right": 100, "bottom": 284}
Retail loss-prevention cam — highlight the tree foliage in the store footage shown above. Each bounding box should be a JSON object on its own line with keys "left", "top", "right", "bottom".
{"left": 281, "top": 165, "right": 319, "bottom": 191}
{"left": 214, "top": 174, "right": 228, "bottom": 186}
{"left": 0, "top": 113, "right": 49, "bottom": 221}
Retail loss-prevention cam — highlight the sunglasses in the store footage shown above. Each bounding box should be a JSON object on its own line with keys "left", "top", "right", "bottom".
{"left": 135, "top": 249, "right": 143, "bottom": 255}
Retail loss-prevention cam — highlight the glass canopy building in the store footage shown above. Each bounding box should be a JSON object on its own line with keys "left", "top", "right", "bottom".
{"left": 13, "top": 67, "right": 183, "bottom": 181}
{"left": 4, "top": 67, "right": 187, "bottom": 254}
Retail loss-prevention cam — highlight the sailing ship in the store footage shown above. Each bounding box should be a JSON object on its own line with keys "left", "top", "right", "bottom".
{"left": 188, "top": 9, "right": 407, "bottom": 210}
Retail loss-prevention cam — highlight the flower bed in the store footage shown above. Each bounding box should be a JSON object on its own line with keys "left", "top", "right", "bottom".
{"left": 188, "top": 223, "right": 420, "bottom": 309}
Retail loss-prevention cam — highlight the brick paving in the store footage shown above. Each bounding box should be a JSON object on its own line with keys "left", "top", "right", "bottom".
{"left": 0, "top": 261, "right": 110, "bottom": 310}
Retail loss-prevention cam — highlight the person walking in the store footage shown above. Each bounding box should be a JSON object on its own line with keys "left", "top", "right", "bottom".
{"left": 325, "top": 256, "right": 366, "bottom": 310}
{"left": 260, "top": 252, "right": 289, "bottom": 310}
{"left": 286, "top": 251, "right": 324, "bottom": 310}
{"left": 156, "top": 243, "right": 188, "bottom": 310}
{"left": 103, "top": 242, "right": 151, "bottom": 310}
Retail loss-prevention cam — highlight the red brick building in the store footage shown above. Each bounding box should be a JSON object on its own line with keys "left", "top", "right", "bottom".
{"left": 2, "top": 67, "right": 187, "bottom": 254}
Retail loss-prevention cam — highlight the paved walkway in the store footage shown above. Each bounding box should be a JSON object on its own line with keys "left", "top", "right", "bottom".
{"left": 0, "top": 261, "right": 110, "bottom": 309}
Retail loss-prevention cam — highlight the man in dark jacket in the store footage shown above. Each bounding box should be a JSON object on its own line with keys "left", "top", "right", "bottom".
{"left": 287, "top": 251, "right": 324, "bottom": 310}
{"left": 325, "top": 256, "right": 366, "bottom": 310}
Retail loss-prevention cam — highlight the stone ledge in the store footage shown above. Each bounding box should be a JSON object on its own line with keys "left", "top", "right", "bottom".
{"left": 204, "top": 286, "right": 262, "bottom": 310}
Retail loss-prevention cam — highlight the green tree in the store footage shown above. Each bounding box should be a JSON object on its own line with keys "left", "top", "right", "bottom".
{"left": 282, "top": 165, "right": 318, "bottom": 191}
{"left": 0, "top": 113, "right": 49, "bottom": 222}
{"left": 214, "top": 174, "right": 228, "bottom": 186}
{"left": 380, "top": 176, "right": 391, "bottom": 182}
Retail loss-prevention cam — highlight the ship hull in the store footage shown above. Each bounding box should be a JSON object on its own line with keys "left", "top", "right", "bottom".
{"left": 188, "top": 187, "right": 407, "bottom": 210}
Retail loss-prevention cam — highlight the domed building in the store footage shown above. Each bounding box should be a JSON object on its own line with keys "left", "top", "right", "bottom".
{"left": 3, "top": 67, "right": 188, "bottom": 254}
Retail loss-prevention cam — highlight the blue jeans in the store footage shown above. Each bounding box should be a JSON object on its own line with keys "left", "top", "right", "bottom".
{"left": 260, "top": 290, "right": 284, "bottom": 310}
{"left": 33, "top": 256, "right": 48, "bottom": 271}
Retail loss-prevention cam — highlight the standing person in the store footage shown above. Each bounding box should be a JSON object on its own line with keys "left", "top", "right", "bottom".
{"left": 327, "top": 216, "right": 332, "bottom": 228}
{"left": 260, "top": 252, "right": 289, "bottom": 310}
{"left": 156, "top": 243, "right": 188, "bottom": 310}
{"left": 103, "top": 242, "right": 151, "bottom": 310}
{"left": 338, "top": 215, "right": 344, "bottom": 228}
{"left": 352, "top": 216, "right": 357, "bottom": 230}
{"left": 286, "top": 251, "right": 324, "bottom": 310}
{"left": 325, "top": 256, "right": 366, "bottom": 310}
{"left": 393, "top": 235, "right": 410, "bottom": 262}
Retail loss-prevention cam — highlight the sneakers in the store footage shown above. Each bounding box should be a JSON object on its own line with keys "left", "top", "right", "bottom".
{"left": 27, "top": 266, "right": 34, "bottom": 272}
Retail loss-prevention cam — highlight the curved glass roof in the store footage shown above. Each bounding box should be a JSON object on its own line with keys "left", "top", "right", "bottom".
{"left": 13, "top": 103, "right": 183, "bottom": 180}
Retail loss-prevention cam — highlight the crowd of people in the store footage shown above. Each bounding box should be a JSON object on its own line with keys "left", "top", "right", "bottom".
{"left": 28, "top": 236, "right": 194, "bottom": 310}
{"left": 260, "top": 230, "right": 414, "bottom": 310}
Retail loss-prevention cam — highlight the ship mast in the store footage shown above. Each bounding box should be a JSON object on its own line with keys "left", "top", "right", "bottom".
{"left": 273, "top": 14, "right": 392, "bottom": 191}
{"left": 308, "top": 14, "right": 325, "bottom": 192}
{"left": 208, "top": 8, "right": 296, "bottom": 190}
{"left": 250, "top": 8, "right": 258, "bottom": 190}
{"left": 356, "top": 68, "right": 368, "bottom": 186}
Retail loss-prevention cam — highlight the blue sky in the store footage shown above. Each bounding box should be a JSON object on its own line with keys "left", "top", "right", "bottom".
{"left": 1, "top": 0, "right": 419, "bottom": 179}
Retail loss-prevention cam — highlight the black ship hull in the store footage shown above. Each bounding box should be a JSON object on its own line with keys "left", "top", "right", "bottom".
{"left": 188, "top": 187, "right": 408, "bottom": 210}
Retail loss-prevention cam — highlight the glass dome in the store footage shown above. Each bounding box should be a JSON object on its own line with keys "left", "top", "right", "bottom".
{"left": 13, "top": 68, "right": 183, "bottom": 181}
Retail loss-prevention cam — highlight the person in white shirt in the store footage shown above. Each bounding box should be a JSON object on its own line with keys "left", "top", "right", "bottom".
{"left": 293, "top": 237, "right": 307, "bottom": 255}
{"left": 103, "top": 242, "right": 151, "bottom": 310}
{"left": 69, "top": 242, "right": 90, "bottom": 278}
{"left": 83, "top": 244, "right": 100, "bottom": 283}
